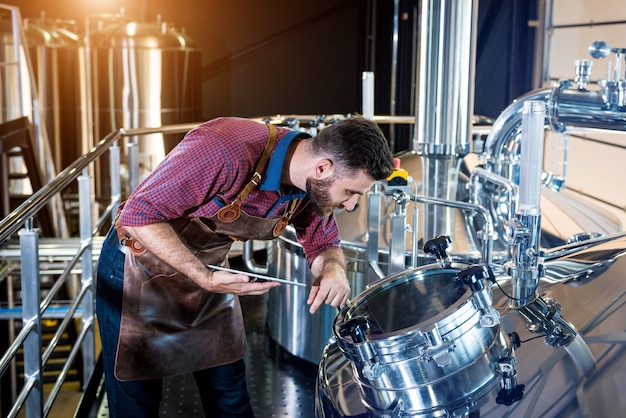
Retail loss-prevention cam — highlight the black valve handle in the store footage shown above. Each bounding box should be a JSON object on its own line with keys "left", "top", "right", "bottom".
{"left": 424, "top": 235, "right": 451, "bottom": 261}
{"left": 338, "top": 316, "right": 371, "bottom": 343}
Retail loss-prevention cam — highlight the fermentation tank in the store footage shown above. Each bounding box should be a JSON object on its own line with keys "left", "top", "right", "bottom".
{"left": 1, "top": 9, "right": 36, "bottom": 199}
{"left": 88, "top": 15, "right": 201, "bottom": 196}
{"left": 0, "top": 7, "right": 61, "bottom": 221}
{"left": 24, "top": 16, "right": 82, "bottom": 171}
{"left": 0, "top": 11, "right": 23, "bottom": 123}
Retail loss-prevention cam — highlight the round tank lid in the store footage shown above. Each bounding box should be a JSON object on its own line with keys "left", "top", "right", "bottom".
{"left": 24, "top": 20, "right": 80, "bottom": 47}
{"left": 90, "top": 21, "right": 197, "bottom": 49}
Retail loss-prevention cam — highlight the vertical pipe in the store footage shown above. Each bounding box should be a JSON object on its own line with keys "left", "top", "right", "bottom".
{"left": 533, "top": 0, "right": 550, "bottom": 89}
{"left": 519, "top": 101, "right": 545, "bottom": 213}
{"left": 390, "top": 0, "right": 399, "bottom": 116}
{"left": 19, "top": 222, "right": 43, "bottom": 418}
{"left": 0, "top": 144, "right": 8, "bottom": 218}
{"left": 78, "top": 171, "right": 95, "bottom": 388}
{"left": 389, "top": 0, "right": 400, "bottom": 150}
{"left": 109, "top": 142, "right": 121, "bottom": 222}
{"left": 388, "top": 196, "right": 408, "bottom": 274}
{"left": 508, "top": 101, "right": 545, "bottom": 307}
{"left": 10, "top": 7, "right": 24, "bottom": 117}
{"left": 362, "top": 71, "right": 375, "bottom": 120}
{"left": 414, "top": 0, "right": 477, "bottom": 242}
{"left": 410, "top": 196, "right": 420, "bottom": 267}
{"left": 128, "top": 140, "right": 139, "bottom": 192}
{"left": 366, "top": 184, "right": 382, "bottom": 283}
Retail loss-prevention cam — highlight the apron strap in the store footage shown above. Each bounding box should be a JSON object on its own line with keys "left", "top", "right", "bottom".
{"left": 234, "top": 123, "right": 277, "bottom": 203}
{"left": 272, "top": 198, "right": 300, "bottom": 237}
{"left": 216, "top": 123, "right": 278, "bottom": 222}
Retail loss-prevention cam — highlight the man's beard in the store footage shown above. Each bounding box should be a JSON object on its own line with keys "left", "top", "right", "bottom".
{"left": 306, "top": 176, "right": 337, "bottom": 217}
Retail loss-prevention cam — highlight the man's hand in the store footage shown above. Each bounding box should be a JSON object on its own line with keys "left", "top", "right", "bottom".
{"left": 307, "top": 247, "right": 350, "bottom": 313}
{"left": 204, "top": 270, "right": 280, "bottom": 295}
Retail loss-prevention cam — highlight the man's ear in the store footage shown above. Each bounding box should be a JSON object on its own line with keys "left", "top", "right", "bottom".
{"left": 314, "top": 158, "right": 334, "bottom": 179}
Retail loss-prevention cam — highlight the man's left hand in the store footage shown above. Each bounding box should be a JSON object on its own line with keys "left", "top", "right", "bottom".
{"left": 307, "top": 248, "right": 350, "bottom": 313}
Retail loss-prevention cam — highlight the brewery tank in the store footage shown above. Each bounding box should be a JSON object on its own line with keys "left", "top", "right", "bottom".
{"left": 88, "top": 15, "right": 201, "bottom": 197}
{"left": 24, "top": 16, "right": 82, "bottom": 172}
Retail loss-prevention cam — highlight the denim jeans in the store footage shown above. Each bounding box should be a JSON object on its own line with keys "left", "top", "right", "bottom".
{"left": 96, "top": 228, "right": 255, "bottom": 417}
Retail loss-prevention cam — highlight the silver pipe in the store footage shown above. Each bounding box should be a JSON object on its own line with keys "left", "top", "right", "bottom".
{"left": 506, "top": 101, "right": 545, "bottom": 307}
{"left": 41, "top": 284, "right": 87, "bottom": 366}
{"left": 544, "top": 231, "right": 626, "bottom": 261}
{"left": 362, "top": 71, "right": 375, "bottom": 120}
{"left": 414, "top": 0, "right": 477, "bottom": 242}
{"left": 470, "top": 167, "right": 517, "bottom": 218}
{"left": 410, "top": 181, "right": 420, "bottom": 268}
{"left": 388, "top": 191, "right": 410, "bottom": 275}
{"left": 79, "top": 172, "right": 96, "bottom": 388}
{"left": 482, "top": 84, "right": 626, "bottom": 181}
{"left": 532, "top": 0, "right": 550, "bottom": 89}
{"left": 389, "top": 0, "right": 400, "bottom": 150}
{"left": 7, "top": 377, "right": 35, "bottom": 418}
{"left": 366, "top": 184, "right": 383, "bottom": 283}
{"left": 9, "top": 5, "right": 24, "bottom": 119}
{"left": 415, "top": 0, "right": 475, "bottom": 157}
{"left": 128, "top": 140, "right": 140, "bottom": 192}
{"left": 0, "top": 320, "right": 33, "bottom": 377}
{"left": 109, "top": 142, "right": 121, "bottom": 224}
{"left": 410, "top": 193, "right": 493, "bottom": 265}
{"left": 44, "top": 313, "right": 93, "bottom": 415}
{"left": 242, "top": 240, "right": 268, "bottom": 275}
{"left": 19, "top": 227, "right": 43, "bottom": 418}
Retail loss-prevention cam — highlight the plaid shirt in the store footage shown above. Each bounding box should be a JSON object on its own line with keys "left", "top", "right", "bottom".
{"left": 119, "top": 117, "right": 340, "bottom": 265}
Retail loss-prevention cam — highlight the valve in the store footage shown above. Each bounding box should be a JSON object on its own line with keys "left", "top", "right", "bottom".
{"left": 338, "top": 316, "right": 371, "bottom": 343}
{"left": 495, "top": 357, "right": 525, "bottom": 406}
{"left": 518, "top": 297, "right": 577, "bottom": 347}
{"left": 588, "top": 40, "right": 626, "bottom": 109}
{"left": 457, "top": 264, "right": 500, "bottom": 327}
{"left": 574, "top": 59, "right": 593, "bottom": 90}
{"left": 457, "top": 264, "right": 496, "bottom": 292}
{"left": 424, "top": 235, "right": 452, "bottom": 268}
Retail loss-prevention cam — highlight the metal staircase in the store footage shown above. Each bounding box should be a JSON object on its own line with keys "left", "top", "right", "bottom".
{"left": 0, "top": 117, "right": 55, "bottom": 237}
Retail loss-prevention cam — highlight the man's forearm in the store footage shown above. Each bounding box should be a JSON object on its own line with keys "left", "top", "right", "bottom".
{"left": 123, "top": 223, "right": 210, "bottom": 284}
{"left": 311, "top": 247, "right": 347, "bottom": 278}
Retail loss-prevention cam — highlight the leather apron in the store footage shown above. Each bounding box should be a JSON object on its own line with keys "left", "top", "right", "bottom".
{"left": 114, "top": 124, "right": 298, "bottom": 381}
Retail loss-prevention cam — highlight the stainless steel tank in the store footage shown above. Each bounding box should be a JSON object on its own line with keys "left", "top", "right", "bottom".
{"left": 328, "top": 263, "right": 513, "bottom": 417}
{"left": 0, "top": 10, "right": 23, "bottom": 123}
{"left": 266, "top": 226, "right": 374, "bottom": 364}
{"left": 316, "top": 234, "right": 626, "bottom": 417}
{"left": 24, "top": 16, "right": 82, "bottom": 171}
{"left": 0, "top": 8, "right": 39, "bottom": 197}
{"left": 0, "top": 6, "right": 68, "bottom": 236}
{"left": 88, "top": 15, "right": 201, "bottom": 195}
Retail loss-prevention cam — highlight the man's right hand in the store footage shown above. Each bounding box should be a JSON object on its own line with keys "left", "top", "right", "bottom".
{"left": 204, "top": 270, "right": 280, "bottom": 295}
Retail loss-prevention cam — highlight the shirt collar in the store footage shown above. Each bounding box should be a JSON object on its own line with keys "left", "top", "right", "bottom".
{"left": 260, "top": 130, "right": 309, "bottom": 192}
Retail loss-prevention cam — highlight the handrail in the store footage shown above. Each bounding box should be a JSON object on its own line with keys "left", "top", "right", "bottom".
{"left": 0, "top": 122, "right": 200, "bottom": 418}
{"left": 0, "top": 123, "right": 199, "bottom": 244}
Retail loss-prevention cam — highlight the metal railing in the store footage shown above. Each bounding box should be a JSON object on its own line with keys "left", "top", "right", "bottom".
{"left": 0, "top": 123, "right": 198, "bottom": 418}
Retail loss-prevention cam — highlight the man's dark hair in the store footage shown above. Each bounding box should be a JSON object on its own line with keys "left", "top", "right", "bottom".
{"left": 312, "top": 116, "right": 394, "bottom": 180}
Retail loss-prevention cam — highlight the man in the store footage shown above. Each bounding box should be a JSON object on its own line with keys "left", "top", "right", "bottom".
{"left": 96, "top": 115, "right": 395, "bottom": 417}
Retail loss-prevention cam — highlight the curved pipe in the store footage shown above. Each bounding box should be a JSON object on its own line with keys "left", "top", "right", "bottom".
{"left": 482, "top": 83, "right": 626, "bottom": 178}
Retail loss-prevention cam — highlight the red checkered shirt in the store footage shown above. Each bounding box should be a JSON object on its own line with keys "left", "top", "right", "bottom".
{"left": 119, "top": 117, "right": 340, "bottom": 265}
